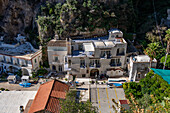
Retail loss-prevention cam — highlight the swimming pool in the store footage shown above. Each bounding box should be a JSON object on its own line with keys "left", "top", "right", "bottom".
{"left": 113, "top": 83, "right": 122, "bottom": 87}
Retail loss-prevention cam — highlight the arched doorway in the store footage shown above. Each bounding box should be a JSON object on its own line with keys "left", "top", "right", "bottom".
{"left": 22, "top": 68, "right": 29, "bottom": 76}
{"left": 52, "top": 65, "right": 56, "bottom": 71}
{"left": 90, "top": 69, "right": 99, "bottom": 78}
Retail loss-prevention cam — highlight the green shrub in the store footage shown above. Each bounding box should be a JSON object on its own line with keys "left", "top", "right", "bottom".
{"left": 0, "top": 88, "right": 5, "bottom": 91}
{"left": 5, "top": 89, "right": 9, "bottom": 91}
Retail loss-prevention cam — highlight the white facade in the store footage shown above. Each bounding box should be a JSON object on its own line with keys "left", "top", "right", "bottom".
{"left": 0, "top": 40, "right": 42, "bottom": 76}
{"left": 128, "top": 55, "right": 157, "bottom": 81}
{"left": 65, "top": 29, "right": 127, "bottom": 78}
{"left": 47, "top": 39, "right": 71, "bottom": 73}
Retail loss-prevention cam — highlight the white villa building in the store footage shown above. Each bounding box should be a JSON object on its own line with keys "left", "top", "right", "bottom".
{"left": 0, "top": 35, "right": 42, "bottom": 76}
{"left": 47, "top": 39, "right": 71, "bottom": 73}
{"left": 47, "top": 29, "right": 128, "bottom": 78}
{"left": 128, "top": 55, "right": 157, "bottom": 81}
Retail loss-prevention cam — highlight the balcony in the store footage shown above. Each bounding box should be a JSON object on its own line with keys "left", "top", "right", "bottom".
{"left": 72, "top": 68, "right": 79, "bottom": 72}
{"left": 21, "top": 64, "right": 28, "bottom": 67}
{"left": 6, "top": 61, "right": 13, "bottom": 64}
{"left": 80, "top": 64, "right": 86, "bottom": 68}
{"left": 117, "top": 63, "right": 121, "bottom": 66}
{"left": 89, "top": 64, "right": 95, "bottom": 67}
{"left": 110, "top": 63, "right": 116, "bottom": 67}
{"left": 110, "top": 63, "right": 121, "bottom": 67}
{"left": 96, "top": 64, "right": 101, "bottom": 68}
{"left": 116, "top": 52, "right": 125, "bottom": 56}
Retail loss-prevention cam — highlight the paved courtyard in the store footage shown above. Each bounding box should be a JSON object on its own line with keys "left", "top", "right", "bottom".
{"left": 0, "top": 82, "right": 40, "bottom": 91}
{"left": 90, "top": 85, "right": 126, "bottom": 113}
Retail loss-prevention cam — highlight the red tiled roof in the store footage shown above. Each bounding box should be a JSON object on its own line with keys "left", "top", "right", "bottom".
{"left": 119, "top": 100, "right": 128, "bottom": 105}
{"left": 51, "top": 91, "right": 66, "bottom": 99}
{"left": 28, "top": 80, "right": 69, "bottom": 113}
{"left": 46, "top": 97, "right": 60, "bottom": 113}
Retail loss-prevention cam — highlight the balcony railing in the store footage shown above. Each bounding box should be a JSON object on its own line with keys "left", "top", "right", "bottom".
{"left": 110, "top": 63, "right": 121, "bottom": 67}
{"left": 96, "top": 64, "right": 101, "bottom": 68}
{"left": 89, "top": 64, "right": 95, "bottom": 67}
{"left": 110, "top": 63, "right": 116, "bottom": 67}
{"left": 117, "top": 53, "right": 125, "bottom": 56}
{"left": 117, "top": 63, "right": 121, "bottom": 66}
{"left": 80, "top": 64, "right": 86, "bottom": 68}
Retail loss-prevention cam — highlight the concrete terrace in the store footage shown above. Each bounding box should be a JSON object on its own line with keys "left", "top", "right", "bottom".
{"left": 0, "top": 91, "right": 37, "bottom": 113}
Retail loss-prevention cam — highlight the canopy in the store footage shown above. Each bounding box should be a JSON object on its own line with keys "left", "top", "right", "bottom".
{"left": 151, "top": 68, "right": 170, "bottom": 84}
{"left": 21, "top": 76, "right": 29, "bottom": 80}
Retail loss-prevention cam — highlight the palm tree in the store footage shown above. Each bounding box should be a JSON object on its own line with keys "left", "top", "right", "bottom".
{"left": 163, "top": 29, "right": 170, "bottom": 69}
{"left": 145, "top": 43, "right": 158, "bottom": 67}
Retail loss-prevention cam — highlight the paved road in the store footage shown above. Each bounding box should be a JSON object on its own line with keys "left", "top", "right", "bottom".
{"left": 91, "top": 86, "right": 126, "bottom": 113}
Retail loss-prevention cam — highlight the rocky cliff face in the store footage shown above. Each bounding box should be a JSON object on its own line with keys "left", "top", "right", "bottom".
{"left": 0, "top": 0, "right": 41, "bottom": 43}
{"left": 0, "top": 0, "right": 126, "bottom": 44}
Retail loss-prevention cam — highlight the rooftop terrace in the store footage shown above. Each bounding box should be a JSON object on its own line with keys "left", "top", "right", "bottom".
{"left": 0, "top": 42, "right": 40, "bottom": 60}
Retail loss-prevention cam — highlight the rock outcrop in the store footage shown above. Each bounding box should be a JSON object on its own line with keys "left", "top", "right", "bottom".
{"left": 0, "top": 0, "right": 42, "bottom": 43}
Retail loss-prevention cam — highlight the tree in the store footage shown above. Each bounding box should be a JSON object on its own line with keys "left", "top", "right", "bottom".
{"left": 163, "top": 29, "right": 170, "bottom": 69}
{"left": 60, "top": 90, "right": 98, "bottom": 113}
{"left": 145, "top": 42, "right": 165, "bottom": 67}
{"left": 161, "top": 55, "right": 170, "bottom": 69}
{"left": 123, "top": 71, "right": 170, "bottom": 112}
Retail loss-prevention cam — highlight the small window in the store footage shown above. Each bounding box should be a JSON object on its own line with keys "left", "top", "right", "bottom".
{"left": 82, "top": 74, "right": 86, "bottom": 77}
{"left": 58, "top": 65, "right": 62, "bottom": 72}
{"left": 35, "top": 59, "right": 37, "bottom": 63}
{"left": 68, "top": 60, "right": 71, "bottom": 65}
{"left": 55, "top": 57, "right": 58, "bottom": 62}
{"left": 80, "top": 59, "right": 85, "bottom": 68}
{"left": 127, "top": 59, "right": 129, "bottom": 62}
{"left": 87, "top": 70, "right": 89, "bottom": 73}
{"left": 65, "top": 56, "right": 67, "bottom": 63}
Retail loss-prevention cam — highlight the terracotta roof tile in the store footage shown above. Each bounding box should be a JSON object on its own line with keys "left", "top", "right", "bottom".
{"left": 28, "top": 80, "right": 69, "bottom": 113}
{"left": 51, "top": 91, "right": 66, "bottom": 99}
{"left": 29, "top": 80, "right": 54, "bottom": 113}
{"left": 46, "top": 97, "right": 60, "bottom": 113}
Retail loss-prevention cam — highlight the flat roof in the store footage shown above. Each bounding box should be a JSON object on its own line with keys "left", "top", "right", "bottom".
{"left": 0, "top": 91, "right": 37, "bottom": 113}
{"left": 83, "top": 43, "right": 94, "bottom": 51}
{"left": 47, "top": 39, "right": 67, "bottom": 47}
{"left": 93, "top": 41, "right": 105, "bottom": 48}
{"left": 103, "top": 40, "right": 115, "bottom": 47}
{"left": 0, "top": 43, "right": 41, "bottom": 60}
{"left": 133, "top": 55, "right": 157, "bottom": 62}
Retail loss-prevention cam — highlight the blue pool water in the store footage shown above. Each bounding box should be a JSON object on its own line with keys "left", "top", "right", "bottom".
{"left": 19, "top": 83, "right": 31, "bottom": 87}
{"left": 113, "top": 83, "right": 122, "bottom": 87}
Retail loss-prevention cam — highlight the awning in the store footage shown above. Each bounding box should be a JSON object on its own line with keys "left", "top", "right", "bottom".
{"left": 21, "top": 76, "right": 29, "bottom": 80}
{"left": 7, "top": 75, "right": 16, "bottom": 80}
{"left": 151, "top": 68, "right": 170, "bottom": 84}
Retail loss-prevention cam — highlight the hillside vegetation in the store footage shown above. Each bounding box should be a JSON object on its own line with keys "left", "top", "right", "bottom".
{"left": 123, "top": 71, "right": 170, "bottom": 112}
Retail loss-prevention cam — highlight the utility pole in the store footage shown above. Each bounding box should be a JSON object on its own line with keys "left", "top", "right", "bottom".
{"left": 95, "top": 72, "right": 98, "bottom": 104}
